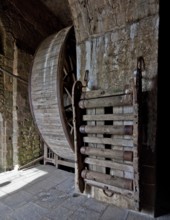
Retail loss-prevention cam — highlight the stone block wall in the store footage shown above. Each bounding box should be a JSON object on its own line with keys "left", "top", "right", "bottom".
{"left": 68, "top": 0, "right": 159, "bottom": 214}
{"left": 0, "top": 25, "right": 14, "bottom": 171}
{"left": 0, "top": 20, "right": 41, "bottom": 172}
{"left": 17, "top": 49, "right": 42, "bottom": 167}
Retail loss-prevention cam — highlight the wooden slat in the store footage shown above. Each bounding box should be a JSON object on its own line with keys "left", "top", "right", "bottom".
{"left": 79, "top": 125, "right": 133, "bottom": 135}
{"left": 95, "top": 108, "right": 105, "bottom": 174}
{"left": 57, "top": 159, "right": 75, "bottom": 168}
{"left": 80, "top": 147, "right": 133, "bottom": 161}
{"left": 85, "top": 157, "right": 134, "bottom": 172}
{"left": 83, "top": 136, "right": 133, "bottom": 147}
{"left": 81, "top": 170, "right": 133, "bottom": 190}
{"left": 79, "top": 94, "right": 132, "bottom": 109}
{"left": 80, "top": 88, "right": 127, "bottom": 99}
{"left": 83, "top": 114, "right": 134, "bottom": 121}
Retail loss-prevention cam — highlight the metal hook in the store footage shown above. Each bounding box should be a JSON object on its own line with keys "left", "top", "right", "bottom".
{"left": 103, "top": 186, "right": 114, "bottom": 197}
{"left": 84, "top": 70, "right": 89, "bottom": 87}
{"left": 137, "top": 56, "right": 145, "bottom": 71}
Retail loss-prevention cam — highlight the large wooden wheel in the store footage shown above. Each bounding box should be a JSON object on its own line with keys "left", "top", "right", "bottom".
{"left": 29, "top": 26, "right": 76, "bottom": 161}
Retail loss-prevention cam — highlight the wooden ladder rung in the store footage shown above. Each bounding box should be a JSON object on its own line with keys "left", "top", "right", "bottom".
{"left": 80, "top": 147, "right": 133, "bottom": 161}
{"left": 83, "top": 113, "right": 134, "bottom": 121}
{"left": 79, "top": 125, "right": 133, "bottom": 135}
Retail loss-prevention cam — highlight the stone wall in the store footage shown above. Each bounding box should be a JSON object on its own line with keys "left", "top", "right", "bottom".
{"left": 0, "top": 20, "right": 41, "bottom": 172}
{"left": 69, "top": 0, "right": 159, "bottom": 152}
{"left": 17, "top": 49, "right": 42, "bottom": 166}
{"left": 68, "top": 1, "right": 159, "bottom": 142}
{"left": 68, "top": 0, "right": 159, "bottom": 213}
{"left": 0, "top": 25, "right": 14, "bottom": 171}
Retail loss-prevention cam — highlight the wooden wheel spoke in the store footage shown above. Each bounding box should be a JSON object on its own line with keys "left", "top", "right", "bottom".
{"left": 72, "top": 73, "right": 76, "bottom": 82}
{"left": 69, "top": 55, "right": 74, "bottom": 71}
{"left": 64, "top": 104, "right": 72, "bottom": 110}
{"left": 70, "top": 126, "right": 74, "bottom": 135}
{"left": 68, "top": 121, "right": 74, "bottom": 134}
{"left": 64, "top": 87, "right": 72, "bottom": 101}
{"left": 64, "top": 58, "right": 70, "bottom": 73}
{"left": 63, "top": 67, "right": 68, "bottom": 79}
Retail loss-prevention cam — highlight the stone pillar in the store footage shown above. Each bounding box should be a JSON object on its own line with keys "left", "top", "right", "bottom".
{"left": 12, "top": 42, "right": 19, "bottom": 170}
{"left": 0, "top": 113, "right": 7, "bottom": 172}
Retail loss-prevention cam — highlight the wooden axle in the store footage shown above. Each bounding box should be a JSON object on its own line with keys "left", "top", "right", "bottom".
{"left": 80, "top": 147, "right": 133, "bottom": 161}
{"left": 81, "top": 170, "right": 133, "bottom": 190}
{"left": 79, "top": 125, "right": 133, "bottom": 135}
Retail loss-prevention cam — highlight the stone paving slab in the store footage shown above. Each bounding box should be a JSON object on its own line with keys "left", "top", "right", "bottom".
{"left": 0, "top": 201, "right": 13, "bottom": 220}
{"left": 100, "top": 205, "right": 128, "bottom": 220}
{"left": 7, "top": 202, "right": 49, "bottom": 220}
{"left": 1, "top": 190, "right": 34, "bottom": 210}
{"left": 0, "top": 165, "right": 170, "bottom": 220}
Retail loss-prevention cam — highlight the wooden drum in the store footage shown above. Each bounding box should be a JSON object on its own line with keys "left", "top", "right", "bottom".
{"left": 29, "top": 26, "right": 76, "bottom": 161}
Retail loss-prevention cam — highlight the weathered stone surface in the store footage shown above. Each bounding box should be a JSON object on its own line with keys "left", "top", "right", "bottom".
{"left": 76, "top": 15, "right": 158, "bottom": 90}
{"left": 0, "top": 20, "right": 41, "bottom": 171}
{"left": 69, "top": 0, "right": 159, "bottom": 43}
{"left": 0, "top": 0, "right": 65, "bottom": 54}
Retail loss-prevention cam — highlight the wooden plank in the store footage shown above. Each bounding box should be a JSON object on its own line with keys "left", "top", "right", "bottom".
{"left": 80, "top": 147, "right": 133, "bottom": 161}
{"left": 83, "top": 136, "right": 133, "bottom": 147}
{"left": 84, "top": 157, "right": 133, "bottom": 172}
{"left": 132, "top": 60, "right": 142, "bottom": 211}
{"left": 111, "top": 106, "right": 123, "bottom": 177}
{"left": 83, "top": 114, "right": 134, "bottom": 121}
{"left": 80, "top": 88, "right": 127, "bottom": 99}
{"left": 57, "top": 159, "right": 75, "bottom": 168}
{"left": 81, "top": 170, "right": 133, "bottom": 190}
{"left": 95, "top": 108, "right": 105, "bottom": 174}
{"left": 79, "top": 94, "right": 133, "bottom": 109}
{"left": 86, "top": 107, "right": 97, "bottom": 173}
{"left": 79, "top": 125, "right": 133, "bottom": 135}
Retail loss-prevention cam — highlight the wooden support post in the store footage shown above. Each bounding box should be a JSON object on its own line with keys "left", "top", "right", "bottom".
{"left": 72, "top": 81, "right": 85, "bottom": 193}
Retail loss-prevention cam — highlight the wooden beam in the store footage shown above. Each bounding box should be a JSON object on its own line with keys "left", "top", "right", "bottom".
{"left": 84, "top": 157, "right": 134, "bottom": 172}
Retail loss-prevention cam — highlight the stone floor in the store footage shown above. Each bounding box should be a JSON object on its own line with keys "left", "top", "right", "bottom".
{"left": 0, "top": 164, "right": 170, "bottom": 220}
